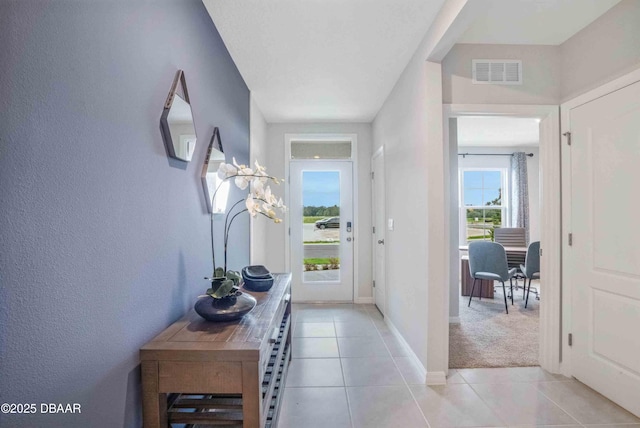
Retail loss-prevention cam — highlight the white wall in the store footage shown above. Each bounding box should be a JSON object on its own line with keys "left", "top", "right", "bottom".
{"left": 249, "top": 95, "right": 269, "bottom": 265}
{"left": 448, "top": 119, "right": 460, "bottom": 322}
{"left": 560, "top": 0, "right": 640, "bottom": 101}
{"left": 372, "top": 55, "right": 447, "bottom": 377}
{"left": 264, "top": 122, "right": 373, "bottom": 301}
{"left": 442, "top": 1, "right": 640, "bottom": 106}
{"left": 442, "top": 44, "right": 561, "bottom": 105}
{"left": 457, "top": 146, "right": 540, "bottom": 243}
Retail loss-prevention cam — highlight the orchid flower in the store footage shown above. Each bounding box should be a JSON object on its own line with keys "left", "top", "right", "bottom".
{"left": 252, "top": 179, "right": 265, "bottom": 198}
{"left": 217, "top": 162, "right": 237, "bottom": 179}
{"left": 210, "top": 157, "right": 286, "bottom": 281}
{"left": 245, "top": 193, "right": 261, "bottom": 216}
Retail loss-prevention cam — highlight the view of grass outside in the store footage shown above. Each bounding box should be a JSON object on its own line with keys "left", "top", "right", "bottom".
{"left": 466, "top": 208, "right": 502, "bottom": 241}
{"left": 303, "top": 216, "right": 325, "bottom": 224}
{"left": 303, "top": 212, "right": 340, "bottom": 270}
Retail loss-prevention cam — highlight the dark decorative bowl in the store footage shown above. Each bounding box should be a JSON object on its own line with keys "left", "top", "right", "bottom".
{"left": 242, "top": 265, "right": 271, "bottom": 279}
{"left": 242, "top": 272, "right": 274, "bottom": 292}
{"left": 194, "top": 291, "right": 257, "bottom": 322}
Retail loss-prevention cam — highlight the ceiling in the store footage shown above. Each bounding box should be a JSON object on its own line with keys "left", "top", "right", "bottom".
{"left": 204, "top": 0, "right": 620, "bottom": 123}
{"left": 203, "top": 0, "right": 446, "bottom": 123}
{"left": 457, "top": 117, "right": 539, "bottom": 147}
{"left": 458, "top": 0, "right": 621, "bottom": 45}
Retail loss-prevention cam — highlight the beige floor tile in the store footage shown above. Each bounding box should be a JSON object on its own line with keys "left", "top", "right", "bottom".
{"left": 293, "top": 311, "right": 334, "bottom": 323}
{"left": 342, "top": 356, "right": 405, "bottom": 386}
{"left": 285, "top": 358, "right": 344, "bottom": 387}
{"left": 410, "top": 384, "right": 504, "bottom": 427}
{"left": 503, "top": 425, "right": 580, "bottom": 427}
{"left": 333, "top": 309, "right": 372, "bottom": 322}
{"left": 394, "top": 357, "right": 426, "bottom": 385}
{"left": 581, "top": 425, "right": 640, "bottom": 428}
{"left": 536, "top": 380, "right": 640, "bottom": 425}
{"left": 347, "top": 385, "right": 428, "bottom": 428}
{"left": 338, "top": 336, "right": 390, "bottom": 358}
{"left": 446, "top": 369, "right": 467, "bottom": 384}
{"left": 381, "top": 336, "right": 411, "bottom": 357}
{"left": 335, "top": 320, "right": 379, "bottom": 337}
{"left": 371, "top": 317, "right": 391, "bottom": 332}
{"left": 470, "top": 382, "right": 578, "bottom": 426}
{"left": 293, "top": 322, "right": 336, "bottom": 338}
{"left": 458, "top": 368, "right": 525, "bottom": 384}
{"left": 365, "top": 307, "right": 384, "bottom": 321}
{"left": 278, "top": 387, "right": 352, "bottom": 428}
{"left": 508, "top": 367, "right": 570, "bottom": 382}
{"left": 292, "top": 337, "right": 339, "bottom": 358}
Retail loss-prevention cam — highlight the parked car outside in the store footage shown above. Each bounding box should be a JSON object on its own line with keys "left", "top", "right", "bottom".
{"left": 315, "top": 217, "right": 340, "bottom": 229}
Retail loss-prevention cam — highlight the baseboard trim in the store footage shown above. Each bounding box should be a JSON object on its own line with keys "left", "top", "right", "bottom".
{"left": 425, "top": 371, "right": 447, "bottom": 385}
{"left": 449, "top": 316, "right": 460, "bottom": 324}
{"left": 384, "top": 318, "right": 427, "bottom": 383}
{"left": 354, "top": 297, "right": 374, "bottom": 304}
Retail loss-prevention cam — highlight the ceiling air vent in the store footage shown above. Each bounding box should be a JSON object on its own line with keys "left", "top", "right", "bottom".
{"left": 472, "top": 60, "right": 522, "bottom": 85}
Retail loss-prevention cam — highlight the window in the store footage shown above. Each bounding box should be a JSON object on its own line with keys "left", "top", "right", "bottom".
{"left": 290, "top": 141, "right": 352, "bottom": 159}
{"left": 459, "top": 169, "right": 508, "bottom": 244}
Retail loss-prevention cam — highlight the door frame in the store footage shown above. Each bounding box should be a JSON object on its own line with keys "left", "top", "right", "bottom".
{"left": 371, "top": 145, "right": 386, "bottom": 314}
{"left": 284, "top": 133, "right": 359, "bottom": 302}
{"left": 560, "top": 67, "right": 640, "bottom": 378}
{"left": 443, "top": 104, "right": 562, "bottom": 374}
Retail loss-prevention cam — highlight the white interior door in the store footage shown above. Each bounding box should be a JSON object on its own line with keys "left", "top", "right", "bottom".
{"left": 290, "top": 161, "right": 354, "bottom": 302}
{"left": 568, "top": 79, "right": 640, "bottom": 416}
{"left": 372, "top": 149, "right": 386, "bottom": 314}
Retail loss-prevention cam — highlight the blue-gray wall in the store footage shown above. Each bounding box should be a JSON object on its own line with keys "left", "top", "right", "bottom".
{"left": 0, "top": 1, "right": 250, "bottom": 427}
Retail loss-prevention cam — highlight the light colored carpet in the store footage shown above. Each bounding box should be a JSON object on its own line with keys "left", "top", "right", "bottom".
{"left": 449, "top": 282, "right": 540, "bottom": 368}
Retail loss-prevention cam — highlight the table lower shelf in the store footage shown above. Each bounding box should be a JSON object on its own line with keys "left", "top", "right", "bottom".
{"left": 164, "top": 312, "right": 291, "bottom": 428}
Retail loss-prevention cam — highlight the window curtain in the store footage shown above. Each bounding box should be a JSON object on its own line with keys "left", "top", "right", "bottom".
{"left": 511, "top": 152, "right": 530, "bottom": 244}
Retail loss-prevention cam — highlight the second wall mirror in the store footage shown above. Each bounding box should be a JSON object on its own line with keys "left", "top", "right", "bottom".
{"left": 202, "top": 128, "right": 228, "bottom": 214}
{"left": 161, "top": 70, "right": 197, "bottom": 162}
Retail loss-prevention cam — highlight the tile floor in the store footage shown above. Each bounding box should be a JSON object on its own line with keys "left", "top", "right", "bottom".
{"left": 278, "top": 303, "right": 640, "bottom": 428}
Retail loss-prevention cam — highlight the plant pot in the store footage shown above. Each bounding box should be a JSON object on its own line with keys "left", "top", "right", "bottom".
{"left": 194, "top": 291, "right": 257, "bottom": 322}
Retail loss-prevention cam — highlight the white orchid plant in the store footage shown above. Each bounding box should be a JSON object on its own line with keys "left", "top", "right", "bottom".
{"left": 205, "top": 158, "right": 286, "bottom": 299}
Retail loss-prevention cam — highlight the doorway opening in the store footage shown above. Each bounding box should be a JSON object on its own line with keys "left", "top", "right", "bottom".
{"left": 451, "top": 116, "right": 542, "bottom": 368}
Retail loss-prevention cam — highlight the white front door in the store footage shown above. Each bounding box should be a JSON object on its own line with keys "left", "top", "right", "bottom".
{"left": 289, "top": 161, "right": 354, "bottom": 302}
{"left": 568, "top": 79, "right": 640, "bottom": 416}
{"left": 372, "top": 149, "right": 386, "bottom": 314}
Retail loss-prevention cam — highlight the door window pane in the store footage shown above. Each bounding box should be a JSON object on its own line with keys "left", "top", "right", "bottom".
{"left": 302, "top": 171, "right": 341, "bottom": 282}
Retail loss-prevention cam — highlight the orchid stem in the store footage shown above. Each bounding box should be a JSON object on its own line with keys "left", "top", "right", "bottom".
{"left": 224, "top": 207, "right": 249, "bottom": 274}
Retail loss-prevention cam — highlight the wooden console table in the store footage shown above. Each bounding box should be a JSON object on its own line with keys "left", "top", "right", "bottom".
{"left": 140, "top": 273, "right": 292, "bottom": 428}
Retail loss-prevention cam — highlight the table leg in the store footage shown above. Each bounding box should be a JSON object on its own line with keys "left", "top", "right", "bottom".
{"left": 242, "top": 361, "right": 261, "bottom": 428}
{"left": 141, "top": 361, "right": 168, "bottom": 428}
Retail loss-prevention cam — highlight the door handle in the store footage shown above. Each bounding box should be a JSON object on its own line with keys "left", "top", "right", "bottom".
{"left": 378, "top": 239, "right": 385, "bottom": 245}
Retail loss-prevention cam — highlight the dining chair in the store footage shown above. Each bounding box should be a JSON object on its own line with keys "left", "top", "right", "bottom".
{"left": 468, "top": 241, "right": 517, "bottom": 314}
{"left": 520, "top": 241, "right": 540, "bottom": 308}
{"left": 494, "top": 227, "right": 526, "bottom": 265}
{"left": 494, "top": 227, "right": 527, "bottom": 294}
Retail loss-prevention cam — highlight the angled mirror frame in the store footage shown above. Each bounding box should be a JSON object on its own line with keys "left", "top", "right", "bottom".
{"left": 161, "top": 70, "right": 197, "bottom": 162}
{"left": 202, "top": 128, "right": 228, "bottom": 214}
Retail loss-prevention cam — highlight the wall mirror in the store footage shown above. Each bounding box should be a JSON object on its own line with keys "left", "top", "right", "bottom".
{"left": 202, "top": 128, "right": 228, "bottom": 214}
{"left": 161, "top": 70, "right": 197, "bottom": 162}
